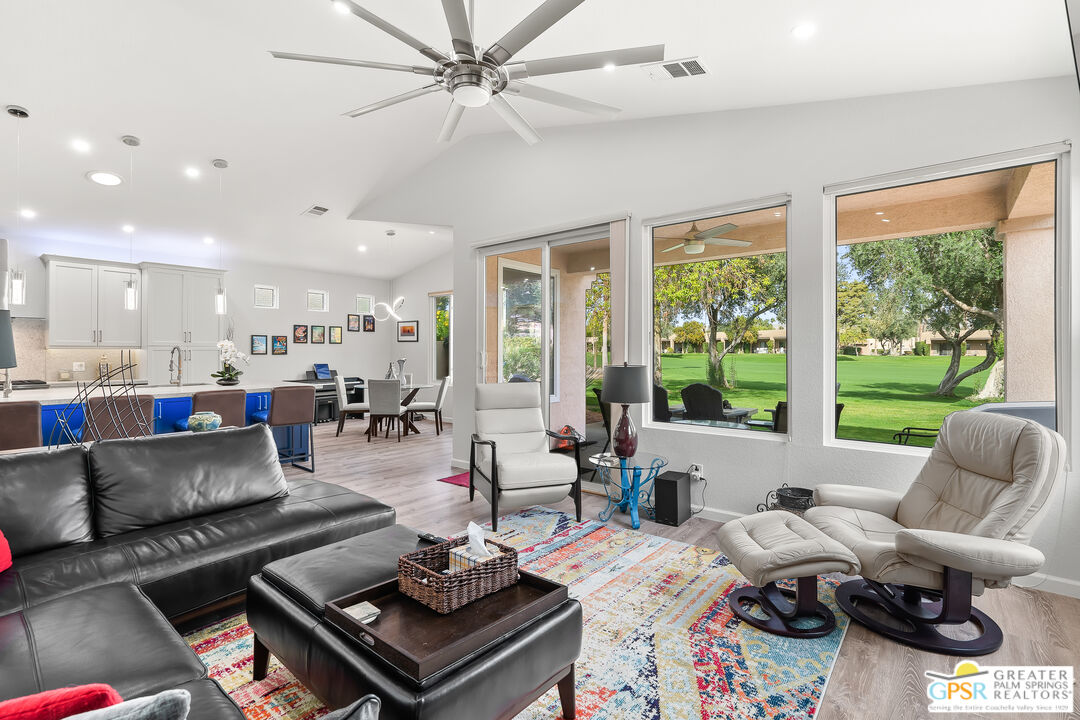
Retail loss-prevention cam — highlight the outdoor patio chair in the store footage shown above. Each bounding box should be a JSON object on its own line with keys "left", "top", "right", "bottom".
{"left": 747, "top": 401, "right": 844, "bottom": 433}
{"left": 893, "top": 425, "right": 940, "bottom": 444}
{"left": 652, "top": 383, "right": 684, "bottom": 422}
{"left": 680, "top": 383, "right": 731, "bottom": 421}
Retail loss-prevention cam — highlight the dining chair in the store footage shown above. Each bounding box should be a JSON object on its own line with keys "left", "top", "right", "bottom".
{"left": 409, "top": 377, "right": 449, "bottom": 435}
{"left": 174, "top": 389, "right": 246, "bottom": 430}
{"left": 334, "top": 375, "right": 369, "bottom": 437}
{"left": 0, "top": 401, "right": 42, "bottom": 450}
{"left": 365, "top": 379, "right": 407, "bottom": 442}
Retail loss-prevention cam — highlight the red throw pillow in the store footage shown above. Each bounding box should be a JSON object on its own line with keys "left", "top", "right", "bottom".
{"left": 0, "top": 530, "right": 11, "bottom": 573}
{"left": 0, "top": 684, "right": 122, "bottom": 720}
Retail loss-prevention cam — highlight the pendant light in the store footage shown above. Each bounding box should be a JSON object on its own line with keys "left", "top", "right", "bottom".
{"left": 122, "top": 136, "right": 140, "bottom": 311}
{"left": 213, "top": 159, "right": 228, "bottom": 315}
{"left": 6, "top": 105, "right": 29, "bottom": 306}
{"left": 372, "top": 229, "right": 405, "bottom": 320}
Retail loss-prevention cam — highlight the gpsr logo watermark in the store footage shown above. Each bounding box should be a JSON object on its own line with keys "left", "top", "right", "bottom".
{"left": 926, "top": 662, "right": 1074, "bottom": 713}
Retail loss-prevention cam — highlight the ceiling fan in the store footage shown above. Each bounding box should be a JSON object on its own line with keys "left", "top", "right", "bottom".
{"left": 271, "top": 0, "right": 665, "bottom": 144}
{"left": 661, "top": 222, "right": 751, "bottom": 255}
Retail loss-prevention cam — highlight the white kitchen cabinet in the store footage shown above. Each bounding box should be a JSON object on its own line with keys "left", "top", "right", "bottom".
{"left": 144, "top": 267, "right": 185, "bottom": 346}
{"left": 145, "top": 346, "right": 219, "bottom": 386}
{"left": 45, "top": 257, "right": 141, "bottom": 348}
{"left": 141, "top": 264, "right": 224, "bottom": 385}
{"left": 184, "top": 272, "right": 223, "bottom": 346}
{"left": 184, "top": 347, "right": 221, "bottom": 384}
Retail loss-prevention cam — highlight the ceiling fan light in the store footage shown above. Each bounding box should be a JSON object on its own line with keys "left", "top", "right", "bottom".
{"left": 452, "top": 84, "right": 491, "bottom": 108}
{"left": 683, "top": 243, "right": 706, "bottom": 255}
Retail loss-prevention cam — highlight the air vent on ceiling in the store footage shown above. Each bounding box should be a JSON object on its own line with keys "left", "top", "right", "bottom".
{"left": 302, "top": 204, "right": 329, "bottom": 217}
{"left": 642, "top": 57, "right": 709, "bottom": 81}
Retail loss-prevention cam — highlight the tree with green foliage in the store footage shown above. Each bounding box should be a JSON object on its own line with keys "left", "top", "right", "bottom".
{"left": 653, "top": 264, "right": 696, "bottom": 382}
{"left": 656, "top": 253, "right": 786, "bottom": 388}
{"left": 585, "top": 273, "right": 610, "bottom": 372}
{"left": 673, "top": 321, "right": 707, "bottom": 352}
{"left": 867, "top": 289, "right": 917, "bottom": 355}
{"left": 836, "top": 280, "right": 871, "bottom": 351}
{"left": 847, "top": 229, "right": 1002, "bottom": 396}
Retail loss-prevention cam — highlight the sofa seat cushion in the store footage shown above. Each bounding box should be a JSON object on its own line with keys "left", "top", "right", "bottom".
{"left": 0, "top": 584, "right": 206, "bottom": 702}
{"left": 89, "top": 424, "right": 289, "bottom": 538}
{"left": 0, "top": 446, "right": 93, "bottom": 557}
{"left": 0, "top": 480, "right": 395, "bottom": 618}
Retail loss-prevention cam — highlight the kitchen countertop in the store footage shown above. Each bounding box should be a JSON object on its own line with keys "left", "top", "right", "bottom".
{"left": 0, "top": 381, "right": 315, "bottom": 405}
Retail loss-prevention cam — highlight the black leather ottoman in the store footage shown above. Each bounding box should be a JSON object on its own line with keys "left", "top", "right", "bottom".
{"left": 247, "top": 525, "right": 583, "bottom": 719}
{"left": 0, "top": 583, "right": 244, "bottom": 719}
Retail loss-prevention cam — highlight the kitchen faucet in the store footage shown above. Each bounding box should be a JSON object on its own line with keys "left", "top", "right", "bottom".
{"left": 168, "top": 345, "right": 183, "bottom": 387}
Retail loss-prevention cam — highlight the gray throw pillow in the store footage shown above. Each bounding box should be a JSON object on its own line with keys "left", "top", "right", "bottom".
{"left": 322, "top": 694, "right": 381, "bottom": 720}
{"left": 64, "top": 689, "right": 190, "bottom": 720}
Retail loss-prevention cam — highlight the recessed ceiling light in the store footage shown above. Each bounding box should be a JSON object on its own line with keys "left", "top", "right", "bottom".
{"left": 790, "top": 22, "right": 817, "bottom": 40}
{"left": 87, "top": 171, "right": 123, "bottom": 186}
{"left": 203, "top": 236, "right": 215, "bottom": 244}
{"left": 122, "top": 224, "right": 135, "bottom": 233}
{"left": 185, "top": 167, "right": 201, "bottom": 179}
{"left": 881, "top": 218, "right": 891, "bottom": 223}
{"left": 332, "top": 0, "right": 350, "bottom": 14}
{"left": 70, "top": 138, "right": 91, "bottom": 154}
{"left": 875, "top": 211, "right": 885, "bottom": 215}
{"left": 428, "top": 230, "right": 435, "bottom": 235}
{"left": 357, "top": 245, "right": 367, "bottom": 252}
{"left": 773, "top": 211, "right": 782, "bottom": 217}
{"left": 589, "top": 266, "right": 596, "bottom": 271}
{"left": 19, "top": 208, "right": 36, "bottom": 220}
{"left": 603, "top": 62, "right": 616, "bottom": 72}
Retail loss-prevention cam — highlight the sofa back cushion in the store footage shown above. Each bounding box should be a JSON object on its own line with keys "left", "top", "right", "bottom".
{"left": 0, "top": 446, "right": 93, "bottom": 556}
{"left": 89, "top": 423, "right": 289, "bottom": 538}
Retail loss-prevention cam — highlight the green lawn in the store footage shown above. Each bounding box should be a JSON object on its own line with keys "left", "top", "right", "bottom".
{"left": 587, "top": 353, "right": 998, "bottom": 447}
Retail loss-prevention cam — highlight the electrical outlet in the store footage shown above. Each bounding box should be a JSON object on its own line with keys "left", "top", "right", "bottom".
{"left": 72, "top": 362, "right": 85, "bottom": 372}
{"left": 689, "top": 463, "right": 703, "bottom": 482}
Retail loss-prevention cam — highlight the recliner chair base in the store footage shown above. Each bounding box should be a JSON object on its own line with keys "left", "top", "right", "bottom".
{"left": 728, "top": 576, "right": 837, "bottom": 638}
{"left": 835, "top": 577, "right": 1003, "bottom": 656}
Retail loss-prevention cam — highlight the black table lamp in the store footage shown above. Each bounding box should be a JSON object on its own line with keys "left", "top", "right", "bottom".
{"left": 0, "top": 309, "right": 16, "bottom": 398}
{"left": 601, "top": 362, "right": 650, "bottom": 458}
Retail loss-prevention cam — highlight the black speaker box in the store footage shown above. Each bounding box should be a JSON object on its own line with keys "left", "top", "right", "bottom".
{"left": 654, "top": 470, "right": 691, "bottom": 527}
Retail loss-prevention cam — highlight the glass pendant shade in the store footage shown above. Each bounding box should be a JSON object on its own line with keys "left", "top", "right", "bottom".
{"left": 215, "top": 287, "right": 227, "bottom": 315}
{"left": 124, "top": 277, "right": 138, "bottom": 311}
{"left": 9, "top": 269, "right": 25, "bottom": 306}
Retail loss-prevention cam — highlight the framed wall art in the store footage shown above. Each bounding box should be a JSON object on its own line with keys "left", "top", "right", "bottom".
{"left": 397, "top": 320, "right": 419, "bottom": 342}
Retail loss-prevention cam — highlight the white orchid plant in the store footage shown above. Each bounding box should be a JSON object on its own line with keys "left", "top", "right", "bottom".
{"left": 213, "top": 339, "right": 249, "bottom": 382}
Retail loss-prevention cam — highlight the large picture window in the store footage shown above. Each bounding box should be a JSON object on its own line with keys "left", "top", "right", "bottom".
{"left": 432, "top": 292, "right": 452, "bottom": 381}
{"left": 834, "top": 161, "right": 1057, "bottom": 446}
{"left": 650, "top": 204, "right": 788, "bottom": 433}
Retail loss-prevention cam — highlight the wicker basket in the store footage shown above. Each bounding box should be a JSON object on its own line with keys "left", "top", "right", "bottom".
{"left": 398, "top": 537, "right": 519, "bottom": 614}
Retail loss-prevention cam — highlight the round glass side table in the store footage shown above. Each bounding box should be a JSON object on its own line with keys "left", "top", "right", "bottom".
{"left": 589, "top": 452, "right": 668, "bottom": 529}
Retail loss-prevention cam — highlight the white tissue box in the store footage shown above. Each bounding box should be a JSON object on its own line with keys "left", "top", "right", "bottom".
{"left": 448, "top": 543, "right": 503, "bottom": 573}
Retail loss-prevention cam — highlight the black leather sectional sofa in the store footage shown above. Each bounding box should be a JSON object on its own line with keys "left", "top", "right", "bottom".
{"left": 0, "top": 424, "right": 395, "bottom": 717}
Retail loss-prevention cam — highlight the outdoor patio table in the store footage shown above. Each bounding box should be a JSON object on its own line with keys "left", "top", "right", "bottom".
{"left": 590, "top": 452, "right": 668, "bottom": 529}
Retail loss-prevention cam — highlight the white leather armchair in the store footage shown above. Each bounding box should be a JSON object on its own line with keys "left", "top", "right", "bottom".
{"left": 469, "top": 383, "right": 582, "bottom": 531}
{"left": 806, "top": 410, "right": 1065, "bottom": 655}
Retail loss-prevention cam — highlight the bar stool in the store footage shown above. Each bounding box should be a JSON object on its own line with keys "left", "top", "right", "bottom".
{"left": 0, "top": 401, "right": 42, "bottom": 450}
{"left": 253, "top": 385, "right": 316, "bottom": 472}
{"left": 83, "top": 395, "right": 156, "bottom": 441}
{"left": 174, "top": 389, "right": 247, "bottom": 431}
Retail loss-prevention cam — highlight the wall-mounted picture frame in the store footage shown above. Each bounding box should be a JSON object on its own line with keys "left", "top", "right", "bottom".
{"left": 293, "top": 325, "right": 308, "bottom": 343}
{"left": 272, "top": 336, "right": 288, "bottom": 355}
{"left": 397, "top": 320, "right": 419, "bottom": 342}
{"left": 347, "top": 314, "right": 361, "bottom": 332}
{"left": 329, "top": 326, "right": 342, "bottom": 344}
{"left": 311, "top": 325, "right": 326, "bottom": 344}
{"left": 251, "top": 334, "right": 268, "bottom": 355}
{"left": 363, "top": 315, "right": 375, "bottom": 332}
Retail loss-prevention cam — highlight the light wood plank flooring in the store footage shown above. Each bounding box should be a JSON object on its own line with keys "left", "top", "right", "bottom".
{"left": 289, "top": 418, "right": 1080, "bottom": 720}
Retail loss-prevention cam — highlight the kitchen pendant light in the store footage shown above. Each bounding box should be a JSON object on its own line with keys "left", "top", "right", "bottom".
{"left": 213, "top": 160, "right": 228, "bottom": 316}
{"left": 7, "top": 105, "right": 30, "bottom": 307}
{"left": 9, "top": 268, "right": 25, "bottom": 306}
{"left": 123, "top": 137, "right": 141, "bottom": 311}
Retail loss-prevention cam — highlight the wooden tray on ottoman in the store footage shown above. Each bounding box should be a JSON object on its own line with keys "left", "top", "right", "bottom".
{"left": 325, "top": 570, "right": 568, "bottom": 683}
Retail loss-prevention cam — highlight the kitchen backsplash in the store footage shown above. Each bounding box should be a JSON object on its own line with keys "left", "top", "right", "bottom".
{"left": 11, "top": 318, "right": 145, "bottom": 382}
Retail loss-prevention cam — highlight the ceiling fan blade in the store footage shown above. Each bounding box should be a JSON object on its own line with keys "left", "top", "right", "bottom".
{"left": 269, "top": 51, "right": 430, "bottom": 74}
{"left": 504, "top": 83, "right": 620, "bottom": 117}
{"left": 694, "top": 222, "right": 739, "bottom": 240}
{"left": 660, "top": 243, "right": 687, "bottom": 253}
{"left": 490, "top": 94, "right": 542, "bottom": 145}
{"left": 336, "top": 0, "right": 449, "bottom": 63}
{"left": 703, "top": 238, "right": 753, "bottom": 247}
{"left": 441, "top": 0, "right": 475, "bottom": 58}
{"left": 342, "top": 84, "right": 442, "bottom": 118}
{"left": 507, "top": 44, "right": 665, "bottom": 78}
{"left": 437, "top": 101, "right": 466, "bottom": 142}
{"left": 482, "top": 0, "right": 587, "bottom": 66}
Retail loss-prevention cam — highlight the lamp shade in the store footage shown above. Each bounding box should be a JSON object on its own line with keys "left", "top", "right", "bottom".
{"left": 601, "top": 363, "right": 651, "bottom": 404}
{"left": 0, "top": 310, "right": 16, "bottom": 369}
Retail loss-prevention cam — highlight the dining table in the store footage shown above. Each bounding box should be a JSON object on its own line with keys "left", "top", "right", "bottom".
{"left": 399, "top": 383, "right": 434, "bottom": 436}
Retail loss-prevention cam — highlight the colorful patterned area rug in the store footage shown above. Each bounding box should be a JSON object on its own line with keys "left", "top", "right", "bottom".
{"left": 184, "top": 507, "right": 848, "bottom": 719}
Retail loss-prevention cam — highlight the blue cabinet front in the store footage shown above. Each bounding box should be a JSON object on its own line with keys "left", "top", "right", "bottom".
{"left": 154, "top": 397, "right": 195, "bottom": 434}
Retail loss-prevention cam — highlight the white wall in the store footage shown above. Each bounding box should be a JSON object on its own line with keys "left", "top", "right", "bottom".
{"left": 224, "top": 260, "right": 393, "bottom": 384}
{"left": 354, "top": 76, "right": 1080, "bottom": 595}
{"left": 388, "top": 251, "right": 454, "bottom": 420}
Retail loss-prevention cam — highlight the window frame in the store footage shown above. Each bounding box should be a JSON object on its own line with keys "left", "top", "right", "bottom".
{"left": 641, "top": 194, "right": 793, "bottom": 442}
{"left": 252, "top": 283, "right": 279, "bottom": 309}
{"left": 496, "top": 257, "right": 560, "bottom": 400}
{"left": 823, "top": 142, "right": 1071, "bottom": 458}
{"left": 306, "top": 289, "right": 330, "bottom": 313}
{"left": 431, "top": 291, "right": 453, "bottom": 385}
{"left": 355, "top": 293, "right": 375, "bottom": 315}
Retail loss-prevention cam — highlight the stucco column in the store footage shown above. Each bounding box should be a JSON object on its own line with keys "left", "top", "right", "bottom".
{"left": 999, "top": 215, "right": 1055, "bottom": 401}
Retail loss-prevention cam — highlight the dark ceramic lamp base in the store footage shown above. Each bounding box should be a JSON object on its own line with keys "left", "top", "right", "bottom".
{"left": 613, "top": 403, "right": 637, "bottom": 458}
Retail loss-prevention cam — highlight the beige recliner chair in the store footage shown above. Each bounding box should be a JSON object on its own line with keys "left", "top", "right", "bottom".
{"left": 806, "top": 411, "right": 1065, "bottom": 656}
{"left": 470, "top": 382, "right": 582, "bottom": 531}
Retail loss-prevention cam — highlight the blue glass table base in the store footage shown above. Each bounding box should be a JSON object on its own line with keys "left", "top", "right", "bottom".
{"left": 593, "top": 454, "right": 667, "bottom": 530}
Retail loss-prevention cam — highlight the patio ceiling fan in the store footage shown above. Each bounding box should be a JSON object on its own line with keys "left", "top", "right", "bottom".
{"left": 270, "top": 0, "right": 665, "bottom": 144}
{"left": 661, "top": 222, "right": 751, "bottom": 255}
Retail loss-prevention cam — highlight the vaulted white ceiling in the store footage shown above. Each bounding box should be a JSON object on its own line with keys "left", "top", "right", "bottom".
{"left": 0, "top": 0, "right": 1071, "bottom": 277}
